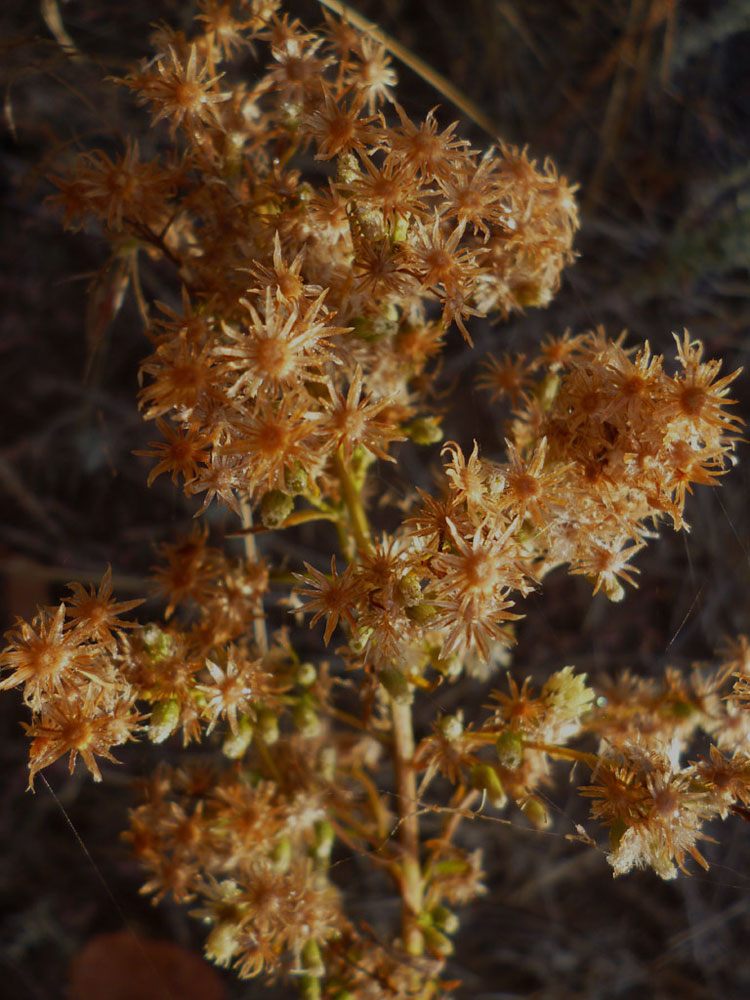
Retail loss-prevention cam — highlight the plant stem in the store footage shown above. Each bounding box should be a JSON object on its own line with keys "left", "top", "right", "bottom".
{"left": 525, "top": 741, "right": 599, "bottom": 768}
{"left": 332, "top": 447, "right": 372, "bottom": 556}
{"left": 390, "top": 698, "right": 424, "bottom": 957}
{"left": 239, "top": 499, "right": 269, "bottom": 656}
{"left": 331, "top": 447, "right": 423, "bottom": 954}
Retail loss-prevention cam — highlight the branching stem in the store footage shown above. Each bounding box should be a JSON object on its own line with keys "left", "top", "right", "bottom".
{"left": 332, "top": 448, "right": 424, "bottom": 956}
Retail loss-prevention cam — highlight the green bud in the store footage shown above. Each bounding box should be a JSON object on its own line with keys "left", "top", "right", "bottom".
{"left": 348, "top": 626, "right": 373, "bottom": 655}
{"left": 222, "top": 131, "right": 245, "bottom": 178}
{"left": 294, "top": 699, "right": 322, "bottom": 739}
{"left": 496, "top": 729, "right": 524, "bottom": 770}
{"left": 298, "top": 182, "right": 314, "bottom": 204}
{"left": 431, "top": 905, "right": 459, "bottom": 935}
{"left": 280, "top": 100, "right": 302, "bottom": 130}
{"left": 312, "top": 819, "right": 335, "bottom": 862}
{"left": 284, "top": 463, "right": 308, "bottom": 495}
{"left": 379, "top": 667, "right": 413, "bottom": 705}
{"left": 520, "top": 796, "right": 551, "bottom": 830}
{"left": 142, "top": 624, "right": 176, "bottom": 661}
{"left": 397, "top": 572, "right": 423, "bottom": 606}
{"left": 433, "top": 653, "right": 462, "bottom": 680}
{"left": 352, "top": 310, "right": 396, "bottom": 341}
{"left": 601, "top": 577, "right": 625, "bottom": 602}
{"left": 422, "top": 924, "right": 453, "bottom": 957}
{"left": 536, "top": 371, "right": 560, "bottom": 410}
{"left": 391, "top": 212, "right": 410, "bottom": 244}
{"left": 357, "top": 206, "right": 385, "bottom": 242}
{"left": 408, "top": 416, "right": 443, "bottom": 445}
{"left": 257, "top": 708, "right": 279, "bottom": 745}
{"left": 404, "top": 602, "right": 437, "bottom": 625}
{"left": 260, "top": 489, "right": 294, "bottom": 529}
{"left": 296, "top": 661, "right": 317, "bottom": 687}
{"left": 222, "top": 715, "right": 254, "bottom": 759}
{"left": 148, "top": 699, "right": 180, "bottom": 744}
{"left": 471, "top": 764, "right": 507, "bottom": 809}
{"left": 433, "top": 858, "right": 470, "bottom": 877}
{"left": 513, "top": 279, "right": 550, "bottom": 308}
{"left": 670, "top": 699, "right": 695, "bottom": 719}
{"left": 271, "top": 836, "right": 292, "bottom": 872}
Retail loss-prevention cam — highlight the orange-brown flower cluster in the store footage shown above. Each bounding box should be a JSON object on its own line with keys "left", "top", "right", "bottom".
{"left": 125, "top": 763, "right": 344, "bottom": 978}
{"left": 48, "top": 0, "right": 578, "bottom": 519}
{"left": 4, "top": 1, "right": 747, "bottom": 996}
{"left": 579, "top": 644, "right": 750, "bottom": 878}
{"left": 479, "top": 328, "right": 742, "bottom": 598}
{"left": 0, "top": 570, "right": 143, "bottom": 785}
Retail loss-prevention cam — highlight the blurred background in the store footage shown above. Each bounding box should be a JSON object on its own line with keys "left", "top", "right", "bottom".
{"left": 1, "top": 1, "right": 749, "bottom": 997}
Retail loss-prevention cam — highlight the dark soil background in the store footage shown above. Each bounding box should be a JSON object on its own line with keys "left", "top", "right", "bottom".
{"left": 2, "top": 1, "right": 750, "bottom": 998}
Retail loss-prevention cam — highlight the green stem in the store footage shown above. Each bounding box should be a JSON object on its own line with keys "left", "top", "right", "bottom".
{"left": 332, "top": 447, "right": 372, "bottom": 557}
{"left": 524, "top": 741, "right": 599, "bottom": 768}
{"left": 330, "top": 444, "right": 423, "bottom": 955}
{"left": 239, "top": 499, "right": 268, "bottom": 656}
{"left": 255, "top": 734, "right": 283, "bottom": 786}
{"left": 391, "top": 699, "right": 424, "bottom": 957}
{"left": 298, "top": 973, "right": 321, "bottom": 1000}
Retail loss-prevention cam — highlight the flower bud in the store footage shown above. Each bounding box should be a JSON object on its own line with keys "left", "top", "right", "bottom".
{"left": 260, "top": 489, "right": 294, "bottom": 529}
{"left": 222, "top": 714, "right": 254, "bottom": 759}
{"left": 408, "top": 416, "right": 443, "bottom": 445}
{"left": 514, "top": 278, "right": 549, "bottom": 308}
{"left": 439, "top": 714, "right": 464, "bottom": 742}
{"left": 391, "top": 212, "right": 410, "bottom": 244}
{"left": 421, "top": 924, "right": 453, "bottom": 957}
{"left": 397, "top": 572, "right": 423, "bottom": 607}
{"left": 296, "top": 661, "right": 317, "bottom": 687}
{"left": 433, "top": 653, "right": 462, "bottom": 679}
{"left": 521, "top": 796, "right": 551, "bottom": 830}
{"left": 471, "top": 763, "right": 507, "bottom": 809}
{"left": 311, "top": 819, "right": 335, "bottom": 862}
{"left": 536, "top": 371, "right": 560, "bottom": 410}
{"left": 602, "top": 577, "right": 625, "bottom": 602}
{"left": 294, "top": 699, "right": 322, "bottom": 739}
{"left": 486, "top": 469, "right": 506, "bottom": 497}
{"left": 148, "top": 698, "right": 180, "bottom": 744}
{"left": 404, "top": 602, "right": 437, "bottom": 625}
{"left": 348, "top": 627, "right": 372, "bottom": 655}
{"left": 379, "top": 667, "right": 412, "bottom": 705}
{"left": 496, "top": 729, "right": 524, "bottom": 770}
{"left": 280, "top": 100, "right": 302, "bottom": 130}
{"left": 271, "top": 836, "right": 292, "bottom": 872}
{"left": 336, "top": 152, "right": 359, "bottom": 185}
{"left": 142, "top": 624, "right": 176, "bottom": 661}
{"left": 257, "top": 707, "right": 279, "bottom": 745}
{"left": 431, "top": 905, "right": 459, "bottom": 935}
{"left": 285, "top": 463, "right": 308, "bottom": 495}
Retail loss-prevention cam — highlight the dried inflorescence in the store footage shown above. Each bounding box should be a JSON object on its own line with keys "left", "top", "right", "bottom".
{"left": 3, "top": 2, "right": 748, "bottom": 997}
